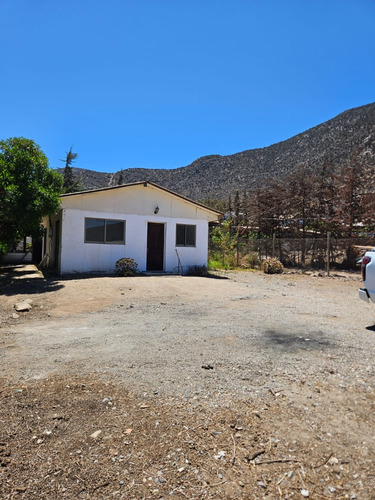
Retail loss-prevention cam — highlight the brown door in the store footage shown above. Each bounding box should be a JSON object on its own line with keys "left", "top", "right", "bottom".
{"left": 147, "top": 223, "right": 164, "bottom": 271}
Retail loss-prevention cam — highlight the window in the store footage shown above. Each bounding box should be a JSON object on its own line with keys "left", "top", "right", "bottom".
{"left": 176, "top": 224, "right": 196, "bottom": 247}
{"left": 85, "top": 218, "right": 125, "bottom": 244}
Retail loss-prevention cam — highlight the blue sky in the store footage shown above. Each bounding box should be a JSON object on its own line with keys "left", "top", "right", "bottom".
{"left": 0, "top": 0, "right": 374, "bottom": 172}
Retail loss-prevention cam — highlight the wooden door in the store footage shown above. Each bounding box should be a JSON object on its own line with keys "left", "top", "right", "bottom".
{"left": 147, "top": 223, "right": 164, "bottom": 271}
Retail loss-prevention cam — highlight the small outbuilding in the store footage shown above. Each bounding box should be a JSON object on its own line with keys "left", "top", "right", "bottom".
{"left": 42, "top": 181, "right": 222, "bottom": 275}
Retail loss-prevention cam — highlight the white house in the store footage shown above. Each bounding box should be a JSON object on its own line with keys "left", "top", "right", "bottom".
{"left": 42, "top": 181, "right": 222, "bottom": 275}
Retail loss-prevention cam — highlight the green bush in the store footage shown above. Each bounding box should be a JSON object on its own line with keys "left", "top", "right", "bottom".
{"left": 115, "top": 258, "right": 138, "bottom": 277}
{"left": 226, "top": 253, "right": 236, "bottom": 268}
{"left": 262, "top": 258, "right": 284, "bottom": 274}
{"left": 208, "top": 255, "right": 235, "bottom": 270}
{"left": 210, "top": 220, "right": 237, "bottom": 269}
{"left": 207, "top": 257, "right": 222, "bottom": 270}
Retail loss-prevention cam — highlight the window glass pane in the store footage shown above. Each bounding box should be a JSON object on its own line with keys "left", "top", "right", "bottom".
{"left": 176, "top": 224, "right": 185, "bottom": 246}
{"left": 85, "top": 219, "right": 105, "bottom": 242}
{"left": 185, "top": 225, "right": 196, "bottom": 246}
{"left": 106, "top": 220, "right": 124, "bottom": 243}
{"left": 176, "top": 224, "right": 196, "bottom": 246}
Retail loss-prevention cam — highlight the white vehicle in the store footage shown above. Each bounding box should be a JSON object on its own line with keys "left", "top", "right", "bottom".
{"left": 359, "top": 249, "right": 375, "bottom": 303}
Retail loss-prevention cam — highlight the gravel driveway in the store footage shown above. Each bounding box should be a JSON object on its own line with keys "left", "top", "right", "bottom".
{"left": 1, "top": 268, "right": 375, "bottom": 498}
{"left": 2, "top": 270, "right": 374, "bottom": 402}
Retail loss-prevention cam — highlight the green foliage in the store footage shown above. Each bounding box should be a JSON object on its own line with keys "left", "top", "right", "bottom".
{"left": 208, "top": 252, "right": 235, "bottom": 270}
{"left": 0, "top": 241, "right": 8, "bottom": 260}
{"left": 210, "top": 219, "right": 238, "bottom": 269}
{"left": 115, "top": 257, "right": 138, "bottom": 276}
{"left": 0, "top": 137, "right": 63, "bottom": 248}
{"left": 262, "top": 258, "right": 284, "bottom": 274}
{"left": 207, "top": 256, "right": 224, "bottom": 270}
{"left": 61, "top": 146, "right": 82, "bottom": 193}
{"left": 199, "top": 197, "right": 226, "bottom": 212}
{"left": 185, "top": 265, "right": 208, "bottom": 276}
{"left": 228, "top": 195, "right": 232, "bottom": 214}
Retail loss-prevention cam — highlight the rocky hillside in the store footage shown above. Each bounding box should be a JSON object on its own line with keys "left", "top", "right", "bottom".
{"left": 59, "top": 102, "right": 375, "bottom": 201}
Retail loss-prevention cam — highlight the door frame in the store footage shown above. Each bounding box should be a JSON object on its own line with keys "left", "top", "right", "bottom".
{"left": 146, "top": 222, "right": 165, "bottom": 271}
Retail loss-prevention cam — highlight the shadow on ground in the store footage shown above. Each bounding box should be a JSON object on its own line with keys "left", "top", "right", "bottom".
{"left": 262, "top": 328, "right": 334, "bottom": 352}
{"left": 0, "top": 263, "right": 230, "bottom": 297}
{"left": 41, "top": 271, "right": 230, "bottom": 281}
{"left": 0, "top": 265, "right": 64, "bottom": 296}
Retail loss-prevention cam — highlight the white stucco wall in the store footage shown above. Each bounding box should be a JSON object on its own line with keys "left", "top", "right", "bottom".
{"left": 60, "top": 183, "right": 216, "bottom": 221}
{"left": 49, "top": 183, "right": 221, "bottom": 275}
{"left": 59, "top": 208, "right": 210, "bottom": 274}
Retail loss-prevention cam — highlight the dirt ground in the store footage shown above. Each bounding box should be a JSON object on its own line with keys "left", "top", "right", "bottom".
{"left": 0, "top": 265, "right": 375, "bottom": 499}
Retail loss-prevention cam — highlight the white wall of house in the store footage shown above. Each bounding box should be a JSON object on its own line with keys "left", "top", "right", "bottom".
{"left": 45, "top": 183, "right": 220, "bottom": 275}
{"left": 59, "top": 208, "right": 209, "bottom": 274}
{"left": 60, "top": 183, "right": 214, "bottom": 220}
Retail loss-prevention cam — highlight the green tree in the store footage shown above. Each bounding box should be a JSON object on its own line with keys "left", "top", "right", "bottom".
{"left": 211, "top": 219, "right": 238, "bottom": 268}
{"left": 0, "top": 137, "right": 63, "bottom": 252}
{"left": 61, "top": 146, "right": 81, "bottom": 193}
{"left": 199, "top": 197, "right": 227, "bottom": 212}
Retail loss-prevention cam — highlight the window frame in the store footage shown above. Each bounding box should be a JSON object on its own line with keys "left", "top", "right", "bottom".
{"left": 176, "top": 223, "right": 196, "bottom": 247}
{"left": 84, "top": 217, "right": 126, "bottom": 245}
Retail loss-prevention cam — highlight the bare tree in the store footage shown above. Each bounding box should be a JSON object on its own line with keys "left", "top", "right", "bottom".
{"left": 335, "top": 151, "right": 374, "bottom": 266}
{"left": 281, "top": 164, "right": 321, "bottom": 265}
{"left": 336, "top": 152, "right": 368, "bottom": 237}
{"left": 246, "top": 178, "right": 287, "bottom": 238}
{"left": 313, "top": 158, "right": 339, "bottom": 234}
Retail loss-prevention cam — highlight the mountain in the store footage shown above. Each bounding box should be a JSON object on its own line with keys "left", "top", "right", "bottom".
{"left": 59, "top": 102, "right": 375, "bottom": 201}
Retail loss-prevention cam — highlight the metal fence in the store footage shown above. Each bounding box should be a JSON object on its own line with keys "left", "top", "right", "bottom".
{"left": 209, "top": 233, "right": 375, "bottom": 271}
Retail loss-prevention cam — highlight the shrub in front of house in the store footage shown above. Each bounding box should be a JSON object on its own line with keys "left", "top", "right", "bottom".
{"left": 115, "top": 258, "right": 138, "bottom": 277}
{"left": 262, "top": 258, "right": 284, "bottom": 274}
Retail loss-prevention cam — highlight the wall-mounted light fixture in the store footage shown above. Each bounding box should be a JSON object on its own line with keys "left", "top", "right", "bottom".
{"left": 154, "top": 206, "right": 159, "bottom": 215}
